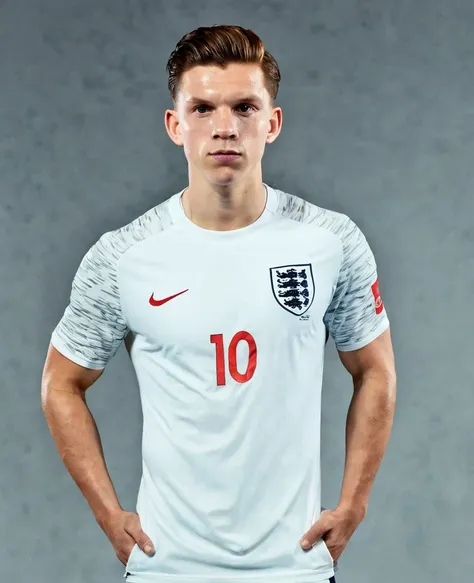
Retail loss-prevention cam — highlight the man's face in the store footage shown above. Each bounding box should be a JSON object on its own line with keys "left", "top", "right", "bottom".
{"left": 165, "top": 63, "right": 282, "bottom": 186}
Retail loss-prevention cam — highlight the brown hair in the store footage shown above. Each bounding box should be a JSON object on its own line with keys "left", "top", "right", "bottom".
{"left": 166, "top": 25, "right": 281, "bottom": 105}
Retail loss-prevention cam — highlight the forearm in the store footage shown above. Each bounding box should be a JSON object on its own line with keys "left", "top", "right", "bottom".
{"left": 42, "top": 386, "right": 122, "bottom": 526}
{"left": 338, "top": 370, "right": 396, "bottom": 513}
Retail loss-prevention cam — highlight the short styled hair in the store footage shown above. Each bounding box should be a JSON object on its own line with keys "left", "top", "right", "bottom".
{"left": 166, "top": 24, "right": 281, "bottom": 105}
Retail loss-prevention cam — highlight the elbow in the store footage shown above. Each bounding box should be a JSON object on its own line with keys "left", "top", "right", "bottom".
{"left": 355, "top": 366, "right": 397, "bottom": 404}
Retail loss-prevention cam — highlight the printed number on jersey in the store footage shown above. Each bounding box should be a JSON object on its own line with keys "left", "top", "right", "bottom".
{"left": 210, "top": 332, "right": 257, "bottom": 386}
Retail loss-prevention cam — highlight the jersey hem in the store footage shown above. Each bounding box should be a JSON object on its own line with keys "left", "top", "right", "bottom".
{"left": 124, "top": 567, "right": 335, "bottom": 583}
{"left": 50, "top": 332, "right": 107, "bottom": 370}
{"left": 335, "top": 316, "right": 390, "bottom": 352}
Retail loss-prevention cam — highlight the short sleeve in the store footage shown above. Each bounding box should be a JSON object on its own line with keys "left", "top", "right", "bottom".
{"left": 323, "top": 219, "right": 390, "bottom": 351}
{"left": 50, "top": 232, "right": 129, "bottom": 369}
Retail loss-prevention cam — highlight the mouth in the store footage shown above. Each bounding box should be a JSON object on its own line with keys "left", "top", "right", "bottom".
{"left": 210, "top": 150, "right": 241, "bottom": 156}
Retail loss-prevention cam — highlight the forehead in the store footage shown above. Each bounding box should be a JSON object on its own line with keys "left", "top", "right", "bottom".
{"left": 178, "top": 63, "right": 269, "bottom": 104}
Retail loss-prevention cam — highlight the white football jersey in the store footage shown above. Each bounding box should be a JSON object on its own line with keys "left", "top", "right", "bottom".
{"left": 51, "top": 183, "right": 389, "bottom": 583}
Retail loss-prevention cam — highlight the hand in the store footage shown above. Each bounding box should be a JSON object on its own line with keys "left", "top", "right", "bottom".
{"left": 299, "top": 505, "right": 366, "bottom": 562}
{"left": 99, "top": 509, "right": 155, "bottom": 566}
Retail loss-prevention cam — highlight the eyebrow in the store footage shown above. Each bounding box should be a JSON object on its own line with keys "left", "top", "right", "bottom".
{"left": 185, "top": 95, "right": 264, "bottom": 106}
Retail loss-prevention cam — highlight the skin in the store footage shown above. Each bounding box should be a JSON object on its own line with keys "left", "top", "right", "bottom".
{"left": 41, "top": 61, "right": 396, "bottom": 569}
{"left": 164, "top": 63, "right": 282, "bottom": 231}
{"left": 300, "top": 328, "right": 396, "bottom": 561}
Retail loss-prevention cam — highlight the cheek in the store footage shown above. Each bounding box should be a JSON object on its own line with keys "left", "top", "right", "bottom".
{"left": 181, "top": 124, "right": 206, "bottom": 158}
{"left": 241, "top": 119, "right": 269, "bottom": 150}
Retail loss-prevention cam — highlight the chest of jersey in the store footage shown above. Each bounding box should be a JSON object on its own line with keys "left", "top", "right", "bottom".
{"left": 119, "top": 227, "right": 340, "bottom": 363}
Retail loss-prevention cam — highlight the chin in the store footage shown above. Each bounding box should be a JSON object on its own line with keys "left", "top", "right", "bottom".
{"left": 210, "top": 177, "right": 239, "bottom": 187}
{"left": 206, "top": 169, "right": 243, "bottom": 187}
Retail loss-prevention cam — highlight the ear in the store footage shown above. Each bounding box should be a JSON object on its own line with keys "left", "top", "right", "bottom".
{"left": 164, "top": 108, "right": 184, "bottom": 147}
{"left": 265, "top": 106, "right": 283, "bottom": 145}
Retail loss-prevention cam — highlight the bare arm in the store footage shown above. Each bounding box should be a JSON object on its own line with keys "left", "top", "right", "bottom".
{"left": 41, "top": 344, "right": 122, "bottom": 528}
{"left": 300, "top": 328, "right": 396, "bottom": 556}
{"left": 336, "top": 327, "right": 397, "bottom": 515}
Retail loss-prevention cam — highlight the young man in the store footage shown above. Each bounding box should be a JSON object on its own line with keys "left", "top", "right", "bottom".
{"left": 41, "top": 25, "right": 396, "bottom": 583}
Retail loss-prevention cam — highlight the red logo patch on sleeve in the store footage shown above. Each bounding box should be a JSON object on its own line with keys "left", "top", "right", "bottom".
{"left": 371, "top": 278, "right": 384, "bottom": 315}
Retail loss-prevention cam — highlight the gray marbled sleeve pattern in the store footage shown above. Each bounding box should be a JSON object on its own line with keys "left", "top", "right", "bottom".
{"left": 50, "top": 231, "right": 128, "bottom": 369}
{"left": 50, "top": 198, "right": 175, "bottom": 369}
{"left": 322, "top": 216, "right": 390, "bottom": 351}
{"left": 274, "top": 189, "right": 389, "bottom": 351}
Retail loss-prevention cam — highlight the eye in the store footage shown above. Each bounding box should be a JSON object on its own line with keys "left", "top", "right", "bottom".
{"left": 237, "top": 103, "right": 255, "bottom": 114}
{"left": 192, "top": 104, "right": 256, "bottom": 115}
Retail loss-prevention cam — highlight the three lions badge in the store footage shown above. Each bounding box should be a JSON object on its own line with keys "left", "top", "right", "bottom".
{"left": 270, "top": 264, "right": 315, "bottom": 317}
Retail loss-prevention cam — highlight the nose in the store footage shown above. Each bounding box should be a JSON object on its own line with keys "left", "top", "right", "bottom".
{"left": 211, "top": 108, "right": 238, "bottom": 140}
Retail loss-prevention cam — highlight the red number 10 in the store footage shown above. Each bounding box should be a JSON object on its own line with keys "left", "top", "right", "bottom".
{"left": 210, "top": 331, "right": 257, "bottom": 386}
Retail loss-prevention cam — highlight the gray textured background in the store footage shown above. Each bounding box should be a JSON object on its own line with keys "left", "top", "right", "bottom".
{"left": 1, "top": 0, "right": 473, "bottom": 582}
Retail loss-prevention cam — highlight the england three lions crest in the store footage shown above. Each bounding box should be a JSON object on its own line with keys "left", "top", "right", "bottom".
{"left": 270, "top": 264, "right": 315, "bottom": 316}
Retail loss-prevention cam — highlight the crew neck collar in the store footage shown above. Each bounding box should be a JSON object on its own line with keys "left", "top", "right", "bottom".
{"left": 168, "top": 183, "right": 279, "bottom": 238}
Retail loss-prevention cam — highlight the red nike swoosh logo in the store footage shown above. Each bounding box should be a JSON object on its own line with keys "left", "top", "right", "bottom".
{"left": 149, "top": 289, "right": 189, "bottom": 307}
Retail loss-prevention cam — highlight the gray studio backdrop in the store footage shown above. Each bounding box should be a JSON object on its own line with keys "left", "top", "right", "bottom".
{"left": 1, "top": 1, "right": 473, "bottom": 582}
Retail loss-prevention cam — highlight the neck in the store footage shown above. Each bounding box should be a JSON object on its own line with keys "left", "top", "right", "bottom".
{"left": 181, "top": 178, "right": 267, "bottom": 232}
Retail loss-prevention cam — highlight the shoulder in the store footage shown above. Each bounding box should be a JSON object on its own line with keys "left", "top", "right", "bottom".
{"left": 273, "top": 187, "right": 365, "bottom": 252}
{"left": 84, "top": 195, "right": 176, "bottom": 270}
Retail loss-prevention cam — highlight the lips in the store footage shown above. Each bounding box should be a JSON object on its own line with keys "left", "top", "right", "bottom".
{"left": 211, "top": 152, "right": 241, "bottom": 163}
{"left": 210, "top": 151, "right": 240, "bottom": 155}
